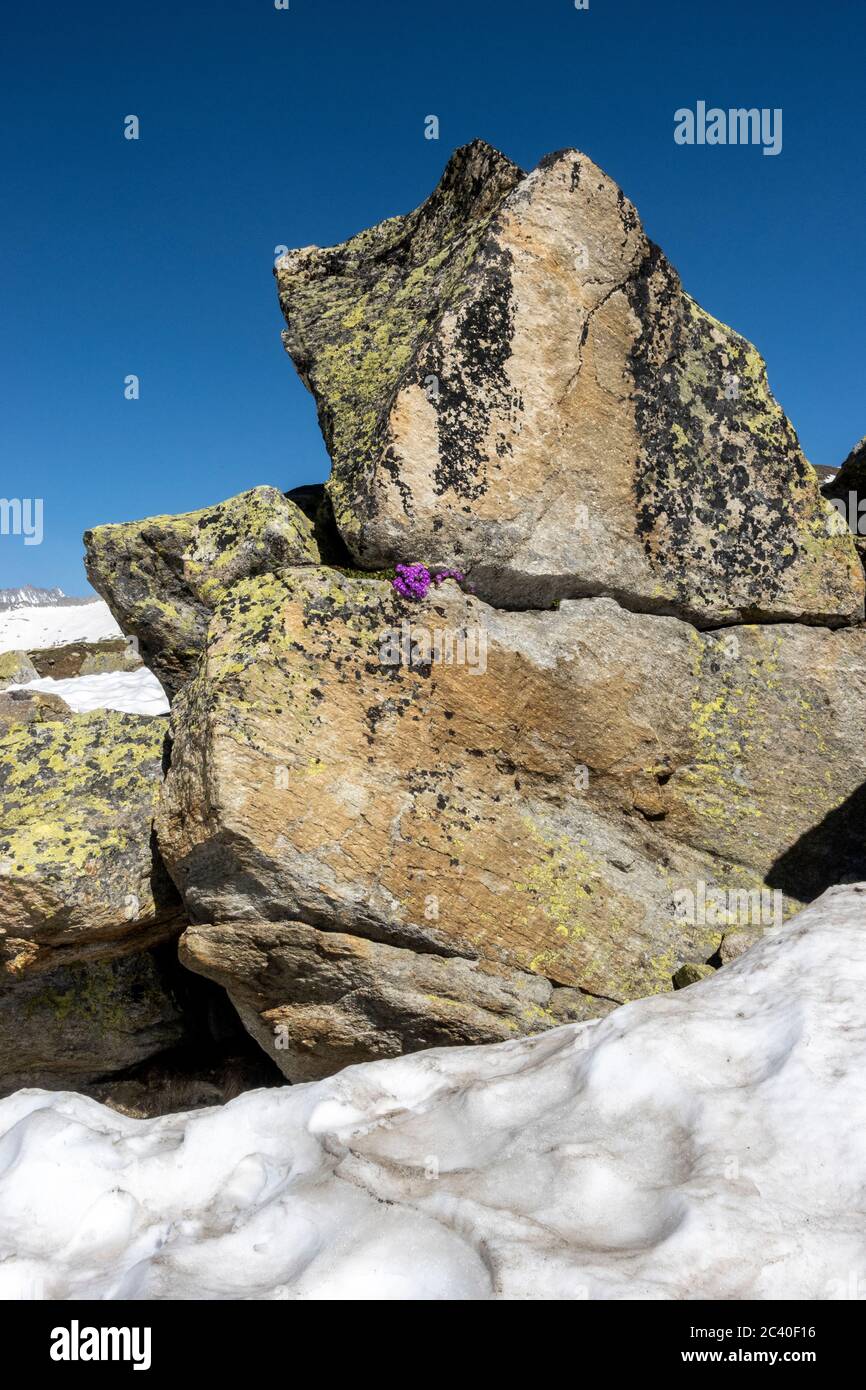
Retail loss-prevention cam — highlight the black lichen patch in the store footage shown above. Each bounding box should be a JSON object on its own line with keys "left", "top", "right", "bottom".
{"left": 275, "top": 141, "right": 525, "bottom": 539}
{"left": 417, "top": 239, "right": 521, "bottom": 502}
{"left": 627, "top": 244, "right": 815, "bottom": 613}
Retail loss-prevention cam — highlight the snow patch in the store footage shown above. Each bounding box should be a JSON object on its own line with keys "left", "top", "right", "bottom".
{"left": 0, "top": 599, "right": 122, "bottom": 654}
{"left": 15, "top": 668, "right": 169, "bottom": 716}
{"left": 1, "top": 884, "right": 865, "bottom": 1300}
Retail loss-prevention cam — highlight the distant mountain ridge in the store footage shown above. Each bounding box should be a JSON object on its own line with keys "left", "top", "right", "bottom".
{"left": 0, "top": 585, "right": 97, "bottom": 611}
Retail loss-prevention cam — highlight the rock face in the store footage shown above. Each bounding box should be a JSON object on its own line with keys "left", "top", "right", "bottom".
{"left": 29, "top": 141, "right": 859, "bottom": 1094}
{"left": 0, "top": 709, "right": 183, "bottom": 978}
{"left": 180, "top": 920, "right": 610, "bottom": 1084}
{"left": 827, "top": 434, "right": 866, "bottom": 495}
{"left": 27, "top": 638, "right": 141, "bottom": 681}
{"left": 0, "top": 950, "right": 185, "bottom": 1095}
{"left": 0, "top": 650, "right": 39, "bottom": 685}
{"left": 0, "top": 689, "right": 71, "bottom": 732}
{"left": 276, "top": 140, "right": 863, "bottom": 626}
{"left": 157, "top": 565, "right": 866, "bottom": 1080}
{"left": 84, "top": 487, "right": 320, "bottom": 696}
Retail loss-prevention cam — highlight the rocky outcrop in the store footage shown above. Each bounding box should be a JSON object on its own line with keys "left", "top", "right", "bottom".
{"left": 0, "top": 709, "right": 182, "bottom": 978}
{"left": 84, "top": 486, "right": 321, "bottom": 696}
{"left": 0, "top": 650, "right": 39, "bottom": 685}
{"left": 27, "top": 637, "right": 141, "bottom": 681}
{"left": 276, "top": 141, "right": 863, "bottom": 627}
{"left": 180, "top": 919, "right": 611, "bottom": 1083}
{"left": 156, "top": 564, "right": 866, "bottom": 1080}
{"left": 13, "top": 140, "right": 855, "bottom": 1095}
{"left": 0, "top": 688, "right": 71, "bottom": 732}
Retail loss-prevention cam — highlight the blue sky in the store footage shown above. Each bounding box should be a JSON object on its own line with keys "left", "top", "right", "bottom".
{"left": 2, "top": 0, "right": 864, "bottom": 593}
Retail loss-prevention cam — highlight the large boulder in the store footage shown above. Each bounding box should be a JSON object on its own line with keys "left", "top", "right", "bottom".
{"left": 0, "top": 709, "right": 183, "bottom": 977}
{"left": 179, "top": 919, "right": 610, "bottom": 1083}
{"left": 276, "top": 141, "right": 863, "bottom": 626}
{"left": 156, "top": 566, "right": 866, "bottom": 1080}
{"left": 84, "top": 486, "right": 321, "bottom": 696}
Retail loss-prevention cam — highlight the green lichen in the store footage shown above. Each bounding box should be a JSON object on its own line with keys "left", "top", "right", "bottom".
{"left": 0, "top": 710, "right": 164, "bottom": 883}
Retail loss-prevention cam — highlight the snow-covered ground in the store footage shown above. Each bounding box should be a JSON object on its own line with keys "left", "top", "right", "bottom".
{"left": 16, "top": 668, "right": 169, "bottom": 716}
{"left": 0, "top": 595, "right": 169, "bottom": 714}
{"left": 0, "top": 598, "right": 121, "bottom": 654}
{"left": 1, "top": 884, "right": 864, "bottom": 1301}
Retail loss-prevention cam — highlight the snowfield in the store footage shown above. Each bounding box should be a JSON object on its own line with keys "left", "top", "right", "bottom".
{"left": 0, "top": 594, "right": 169, "bottom": 714}
{"left": 0, "top": 597, "right": 121, "bottom": 653}
{"left": 17, "top": 668, "right": 169, "bottom": 716}
{"left": 1, "top": 884, "right": 865, "bottom": 1301}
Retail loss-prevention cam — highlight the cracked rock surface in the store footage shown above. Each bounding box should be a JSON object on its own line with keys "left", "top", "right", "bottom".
{"left": 156, "top": 566, "right": 866, "bottom": 1079}
{"left": 276, "top": 140, "right": 863, "bottom": 625}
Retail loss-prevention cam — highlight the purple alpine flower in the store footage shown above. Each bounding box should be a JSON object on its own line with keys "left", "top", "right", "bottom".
{"left": 392, "top": 563, "right": 432, "bottom": 601}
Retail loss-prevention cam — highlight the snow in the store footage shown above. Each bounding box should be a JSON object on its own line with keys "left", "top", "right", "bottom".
{"left": 1, "top": 883, "right": 865, "bottom": 1301}
{"left": 15, "top": 668, "right": 169, "bottom": 716}
{"left": 0, "top": 592, "right": 169, "bottom": 713}
{"left": 0, "top": 599, "right": 122, "bottom": 654}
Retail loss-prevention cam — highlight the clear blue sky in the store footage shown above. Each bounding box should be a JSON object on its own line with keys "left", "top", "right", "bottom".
{"left": 2, "top": 0, "right": 863, "bottom": 594}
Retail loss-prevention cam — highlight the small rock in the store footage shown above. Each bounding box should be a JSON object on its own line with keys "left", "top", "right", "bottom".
{"left": 0, "top": 650, "right": 39, "bottom": 685}
{"left": 672, "top": 963, "right": 716, "bottom": 990}
{"left": 0, "top": 689, "right": 72, "bottom": 732}
{"left": 719, "top": 930, "right": 761, "bottom": 965}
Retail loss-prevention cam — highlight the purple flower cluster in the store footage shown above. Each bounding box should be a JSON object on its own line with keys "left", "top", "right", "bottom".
{"left": 392, "top": 563, "right": 432, "bottom": 600}
{"left": 392, "top": 564, "right": 467, "bottom": 601}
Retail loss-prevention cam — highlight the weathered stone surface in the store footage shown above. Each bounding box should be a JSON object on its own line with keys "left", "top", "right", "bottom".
{"left": 0, "top": 650, "right": 39, "bottom": 685}
{"left": 27, "top": 637, "right": 141, "bottom": 681}
{"left": 180, "top": 920, "right": 612, "bottom": 1083}
{"left": 0, "top": 689, "right": 71, "bottom": 732}
{"left": 84, "top": 486, "right": 321, "bottom": 696}
{"left": 719, "top": 929, "right": 758, "bottom": 965}
{"left": 672, "top": 962, "right": 715, "bottom": 989}
{"left": 157, "top": 566, "right": 866, "bottom": 1076}
{"left": 277, "top": 141, "right": 863, "bottom": 626}
{"left": 0, "top": 949, "right": 185, "bottom": 1096}
{"left": 0, "top": 710, "right": 182, "bottom": 977}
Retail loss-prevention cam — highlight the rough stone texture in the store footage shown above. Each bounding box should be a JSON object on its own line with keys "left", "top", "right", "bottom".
{"left": 27, "top": 638, "right": 141, "bottom": 681}
{"left": 277, "top": 141, "right": 863, "bottom": 626}
{"left": 719, "top": 929, "right": 758, "bottom": 965}
{"left": 180, "top": 920, "right": 612, "bottom": 1084}
{"left": 0, "top": 949, "right": 185, "bottom": 1096}
{"left": 0, "top": 650, "right": 39, "bottom": 686}
{"left": 0, "top": 710, "right": 183, "bottom": 978}
{"left": 84, "top": 486, "right": 321, "bottom": 696}
{"left": 672, "top": 962, "right": 715, "bottom": 989}
{"left": 0, "top": 689, "right": 71, "bottom": 733}
{"left": 157, "top": 565, "right": 866, "bottom": 1078}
